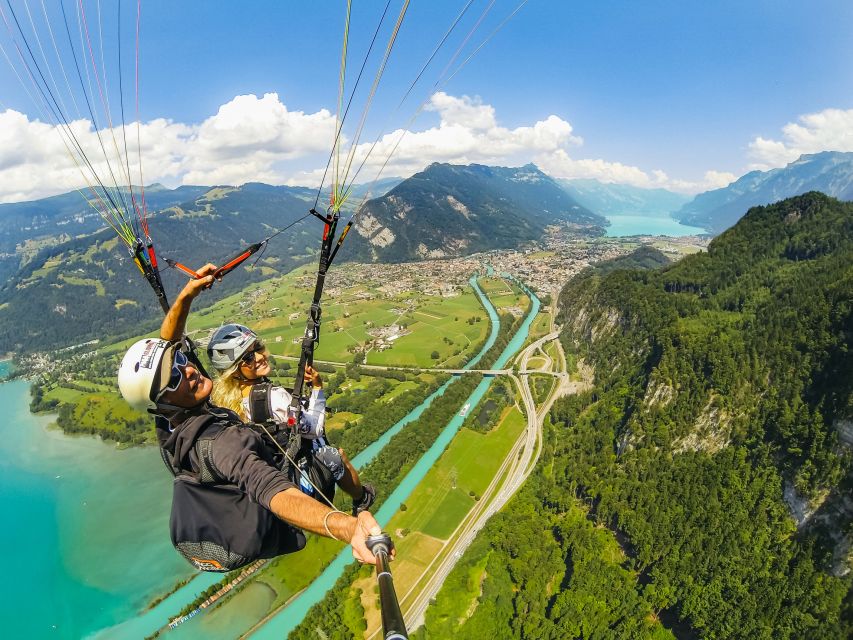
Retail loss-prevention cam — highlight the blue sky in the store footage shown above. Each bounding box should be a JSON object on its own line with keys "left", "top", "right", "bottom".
{"left": 1, "top": 0, "right": 852, "bottom": 202}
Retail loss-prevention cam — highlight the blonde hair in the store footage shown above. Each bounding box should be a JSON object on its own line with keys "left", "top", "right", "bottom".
{"left": 210, "top": 344, "right": 272, "bottom": 421}
{"left": 211, "top": 367, "right": 250, "bottom": 421}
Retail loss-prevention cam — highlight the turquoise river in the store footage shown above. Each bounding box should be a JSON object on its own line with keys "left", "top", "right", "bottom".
{"left": 91, "top": 274, "right": 513, "bottom": 639}
{"left": 254, "top": 277, "right": 539, "bottom": 639}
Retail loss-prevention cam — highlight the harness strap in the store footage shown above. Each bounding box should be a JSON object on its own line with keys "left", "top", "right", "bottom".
{"left": 249, "top": 382, "right": 276, "bottom": 426}
{"left": 159, "top": 444, "right": 177, "bottom": 478}
{"left": 160, "top": 413, "right": 226, "bottom": 484}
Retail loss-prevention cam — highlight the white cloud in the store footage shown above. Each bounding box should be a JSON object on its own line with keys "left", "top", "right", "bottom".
{"left": 536, "top": 149, "right": 735, "bottom": 194}
{"left": 748, "top": 108, "right": 853, "bottom": 170}
{"left": 325, "top": 91, "right": 728, "bottom": 195}
{"left": 0, "top": 90, "right": 742, "bottom": 203}
{"left": 289, "top": 92, "right": 584, "bottom": 188}
{"left": 0, "top": 93, "right": 336, "bottom": 202}
{"left": 183, "top": 93, "right": 336, "bottom": 185}
{"left": 430, "top": 92, "right": 497, "bottom": 130}
{"left": 701, "top": 170, "right": 738, "bottom": 190}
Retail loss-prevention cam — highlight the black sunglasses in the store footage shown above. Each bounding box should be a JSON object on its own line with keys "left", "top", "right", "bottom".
{"left": 240, "top": 342, "right": 266, "bottom": 365}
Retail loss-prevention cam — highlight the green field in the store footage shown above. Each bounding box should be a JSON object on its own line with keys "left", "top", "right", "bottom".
{"left": 47, "top": 389, "right": 152, "bottom": 441}
{"left": 57, "top": 274, "right": 107, "bottom": 295}
{"left": 478, "top": 277, "right": 528, "bottom": 315}
{"left": 477, "top": 276, "right": 514, "bottom": 297}
{"left": 542, "top": 339, "right": 558, "bottom": 362}
{"left": 528, "top": 312, "right": 551, "bottom": 341}
{"left": 184, "top": 267, "right": 489, "bottom": 368}
{"left": 342, "top": 403, "right": 529, "bottom": 638}
{"left": 43, "top": 385, "right": 87, "bottom": 404}
{"left": 379, "top": 380, "right": 419, "bottom": 403}
{"left": 526, "top": 355, "right": 548, "bottom": 370}
{"left": 255, "top": 535, "right": 342, "bottom": 610}
{"left": 35, "top": 263, "right": 501, "bottom": 449}
{"left": 325, "top": 410, "right": 361, "bottom": 431}
{"left": 529, "top": 373, "right": 555, "bottom": 406}
{"left": 390, "top": 405, "right": 526, "bottom": 540}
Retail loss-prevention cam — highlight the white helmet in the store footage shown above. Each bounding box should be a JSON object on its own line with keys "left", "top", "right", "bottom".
{"left": 117, "top": 338, "right": 175, "bottom": 412}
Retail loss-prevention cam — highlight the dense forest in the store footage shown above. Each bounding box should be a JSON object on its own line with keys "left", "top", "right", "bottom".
{"left": 414, "top": 193, "right": 852, "bottom": 638}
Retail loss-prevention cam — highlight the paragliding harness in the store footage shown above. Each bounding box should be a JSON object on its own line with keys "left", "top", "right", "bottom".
{"left": 160, "top": 411, "right": 306, "bottom": 573}
{"left": 248, "top": 380, "right": 338, "bottom": 503}
{"left": 247, "top": 381, "right": 280, "bottom": 428}
{"left": 154, "top": 347, "right": 306, "bottom": 573}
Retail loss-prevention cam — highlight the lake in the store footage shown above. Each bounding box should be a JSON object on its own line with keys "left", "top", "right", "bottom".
{"left": 0, "top": 366, "right": 193, "bottom": 639}
{"left": 605, "top": 213, "right": 707, "bottom": 237}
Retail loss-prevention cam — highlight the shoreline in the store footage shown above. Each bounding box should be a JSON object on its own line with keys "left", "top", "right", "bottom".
{"left": 144, "top": 576, "right": 196, "bottom": 613}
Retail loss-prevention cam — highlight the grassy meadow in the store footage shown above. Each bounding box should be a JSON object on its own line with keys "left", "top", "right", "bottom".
{"left": 352, "top": 405, "right": 528, "bottom": 633}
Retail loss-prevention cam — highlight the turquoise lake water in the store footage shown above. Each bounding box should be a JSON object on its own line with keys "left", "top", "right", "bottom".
{"left": 0, "top": 366, "right": 195, "bottom": 639}
{"left": 605, "top": 213, "right": 706, "bottom": 237}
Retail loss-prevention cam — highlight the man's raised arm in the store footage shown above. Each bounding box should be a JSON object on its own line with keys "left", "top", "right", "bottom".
{"left": 160, "top": 263, "right": 217, "bottom": 341}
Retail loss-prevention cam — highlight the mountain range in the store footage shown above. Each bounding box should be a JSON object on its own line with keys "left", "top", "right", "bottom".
{"left": 0, "top": 184, "right": 320, "bottom": 352}
{"left": 4, "top": 152, "right": 853, "bottom": 353}
{"left": 675, "top": 151, "right": 853, "bottom": 232}
{"left": 0, "top": 163, "right": 603, "bottom": 352}
{"left": 558, "top": 177, "right": 691, "bottom": 217}
{"left": 346, "top": 163, "right": 605, "bottom": 262}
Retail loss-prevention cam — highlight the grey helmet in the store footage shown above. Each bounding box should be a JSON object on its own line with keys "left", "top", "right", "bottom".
{"left": 207, "top": 323, "right": 258, "bottom": 372}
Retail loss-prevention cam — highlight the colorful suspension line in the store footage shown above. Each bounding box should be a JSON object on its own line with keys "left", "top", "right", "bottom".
{"left": 1, "top": 1, "right": 172, "bottom": 314}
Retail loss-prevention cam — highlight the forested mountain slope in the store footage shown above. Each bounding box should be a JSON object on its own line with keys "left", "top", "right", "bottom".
{"left": 417, "top": 192, "right": 852, "bottom": 639}
{"left": 553, "top": 192, "right": 852, "bottom": 636}
{"left": 0, "top": 183, "right": 319, "bottom": 352}
{"left": 0, "top": 184, "right": 211, "bottom": 285}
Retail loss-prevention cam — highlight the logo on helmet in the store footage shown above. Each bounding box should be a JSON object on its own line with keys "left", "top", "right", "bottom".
{"left": 139, "top": 339, "right": 161, "bottom": 370}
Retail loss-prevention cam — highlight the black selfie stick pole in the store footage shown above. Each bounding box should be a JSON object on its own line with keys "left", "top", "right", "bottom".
{"left": 365, "top": 533, "right": 408, "bottom": 639}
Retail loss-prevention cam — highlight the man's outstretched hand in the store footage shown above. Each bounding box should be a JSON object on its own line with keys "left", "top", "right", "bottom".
{"left": 179, "top": 263, "right": 217, "bottom": 300}
{"left": 160, "top": 263, "right": 217, "bottom": 342}
{"left": 350, "top": 511, "right": 394, "bottom": 566}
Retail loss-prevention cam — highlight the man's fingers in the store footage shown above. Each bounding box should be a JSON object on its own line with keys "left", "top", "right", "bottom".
{"left": 195, "top": 263, "right": 218, "bottom": 277}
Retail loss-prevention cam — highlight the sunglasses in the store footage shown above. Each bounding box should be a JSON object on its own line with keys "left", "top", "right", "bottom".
{"left": 162, "top": 350, "right": 189, "bottom": 394}
{"left": 240, "top": 342, "right": 266, "bottom": 365}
